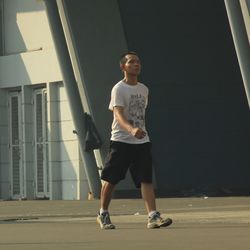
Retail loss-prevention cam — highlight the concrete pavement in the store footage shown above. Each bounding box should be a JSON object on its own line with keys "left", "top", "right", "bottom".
{"left": 0, "top": 197, "right": 250, "bottom": 249}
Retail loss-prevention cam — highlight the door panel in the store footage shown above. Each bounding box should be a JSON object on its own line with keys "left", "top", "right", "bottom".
{"left": 34, "top": 89, "right": 49, "bottom": 198}
{"left": 9, "top": 92, "right": 23, "bottom": 198}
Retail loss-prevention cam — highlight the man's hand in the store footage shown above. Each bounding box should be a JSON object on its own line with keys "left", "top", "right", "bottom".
{"left": 113, "top": 107, "right": 146, "bottom": 139}
{"left": 130, "top": 127, "right": 146, "bottom": 139}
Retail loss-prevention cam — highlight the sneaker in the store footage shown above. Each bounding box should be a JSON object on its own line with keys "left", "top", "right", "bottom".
{"left": 147, "top": 212, "right": 173, "bottom": 229}
{"left": 97, "top": 212, "right": 116, "bottom": 229}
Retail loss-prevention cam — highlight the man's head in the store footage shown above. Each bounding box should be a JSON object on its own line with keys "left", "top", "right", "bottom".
{"left": 119, "top": 51, "right": 138, "bottom": 65}
{"left": 119, "top": 51, "right": 141, "bottom": 76}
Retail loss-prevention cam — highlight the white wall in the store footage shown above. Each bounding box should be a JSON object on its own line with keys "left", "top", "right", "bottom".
{"left": 3, "top": 0, "right": 53, "bottom": 54}
{"left": 57, "top": 83, "right": 80, "bottom": 200}
{"left": 0, "top": 0, "right": 87, "bottom": 200}
{"left": 0, "top": 50, "right": 62, "bottom": 87}
{"left": 0, "top": 0, "right": 62, "bottom": 87}
{"left": 48, "top": 82, "right": 86, "bottom": 200}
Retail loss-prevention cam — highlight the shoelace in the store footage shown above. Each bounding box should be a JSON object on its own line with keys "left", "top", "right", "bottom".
{"left": 150, "top": 212, "right": 162, "bottom": 220}
{"left": 102, "top": 213, "right": 112, "bottom": 225}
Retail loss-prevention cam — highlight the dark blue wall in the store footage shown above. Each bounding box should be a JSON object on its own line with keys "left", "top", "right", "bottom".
{"left": 118, "top": 0, "right": 250, "bottom": 196}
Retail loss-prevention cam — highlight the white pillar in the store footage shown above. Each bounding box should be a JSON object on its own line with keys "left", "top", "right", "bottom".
{"left": 224, "top": 0, "right": 250, "bottom": 108}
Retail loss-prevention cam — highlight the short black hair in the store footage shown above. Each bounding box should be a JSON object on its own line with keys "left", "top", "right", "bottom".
{"left": 119, "top": 51, "right": 138, "bottom": 65}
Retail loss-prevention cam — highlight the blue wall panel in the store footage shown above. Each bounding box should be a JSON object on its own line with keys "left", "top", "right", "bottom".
{"left": 118, "top": 0, "right": 250, "bottom": 196}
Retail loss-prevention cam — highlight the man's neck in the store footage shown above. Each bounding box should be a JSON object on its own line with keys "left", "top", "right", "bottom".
{"left": 123, "top": 76, "right": 138, "bottom": 85}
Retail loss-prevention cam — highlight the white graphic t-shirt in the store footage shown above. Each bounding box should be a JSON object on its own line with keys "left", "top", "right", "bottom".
{"left": 109, "top": 80, "right": 150, "bottom": 144}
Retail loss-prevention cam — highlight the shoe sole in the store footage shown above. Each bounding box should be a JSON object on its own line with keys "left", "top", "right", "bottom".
{"left": 159, "top": 219, "right": 173, "bottom": 228}
{"left": 147, "top": 219, "right": 173, "bottom": 229}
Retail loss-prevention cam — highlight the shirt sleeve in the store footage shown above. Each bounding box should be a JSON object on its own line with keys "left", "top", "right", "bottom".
{"left": 108, "top": 86, "right": 125, "bottom": 111}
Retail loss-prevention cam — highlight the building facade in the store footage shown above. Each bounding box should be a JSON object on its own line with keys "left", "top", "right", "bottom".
{"left": 0, "top": 0, "right": 250, "bottom": 200}
{"left": 0, "top": 0, "right": 89, "bottom": 200}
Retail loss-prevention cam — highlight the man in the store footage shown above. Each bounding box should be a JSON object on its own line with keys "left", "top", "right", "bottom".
{"left": 97, "top": 52, "right": 173, "bottom": 229}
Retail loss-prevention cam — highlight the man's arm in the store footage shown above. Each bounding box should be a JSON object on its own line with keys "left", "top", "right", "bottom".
{"left": 113, "top": 106, "right": 146, "bottom": 139}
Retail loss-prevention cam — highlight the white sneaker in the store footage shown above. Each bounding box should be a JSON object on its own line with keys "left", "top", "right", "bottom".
{"left": 97, "top": 212, "right": 116, "bottom": 229}
{"left": 147, "top": 212, "right": 173, "bottom": 229}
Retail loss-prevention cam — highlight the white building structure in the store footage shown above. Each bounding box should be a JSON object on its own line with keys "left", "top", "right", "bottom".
{"left": 1, "top": 0, "right": 249, "bottom": 200}
{"left": 0, "top": 0, "right": 89, "bottom": 200}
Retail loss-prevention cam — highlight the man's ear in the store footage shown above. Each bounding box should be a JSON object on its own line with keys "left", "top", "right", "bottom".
{"left": 120, "top": 63, "right": 125, "bottom": 71}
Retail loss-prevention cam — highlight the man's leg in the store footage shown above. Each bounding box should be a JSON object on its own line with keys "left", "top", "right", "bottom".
{"left": 100, "top": 181, "right": 115, "bottom": 210}
{"left": 97, "top": 181, "right": 116, "bottom": 229}
{"left": 141, "top": 182, "right": 156, "bottom": 213}
{"left": 141, "top": 182, "right": 173, "bottom": 229}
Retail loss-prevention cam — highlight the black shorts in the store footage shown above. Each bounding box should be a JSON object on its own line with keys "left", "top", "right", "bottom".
{"left": 101, "top": 141, "right": 153, "bottom": 188}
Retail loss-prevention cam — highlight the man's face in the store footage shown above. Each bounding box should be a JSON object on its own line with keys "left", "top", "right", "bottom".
{"left": 121, "top": 54, "right": 141, "bottom": 76}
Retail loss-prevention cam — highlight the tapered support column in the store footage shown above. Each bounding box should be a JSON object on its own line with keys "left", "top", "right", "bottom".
{"left": 225, "top": 0, "right": 250, "bottom": 108}
{"left": 44, "top": 0, "right": 101, "bottom": 198}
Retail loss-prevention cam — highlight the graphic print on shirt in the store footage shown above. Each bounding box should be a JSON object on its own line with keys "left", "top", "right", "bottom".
{"left": 128, "top": 94, "right": 146, "bottom": 128}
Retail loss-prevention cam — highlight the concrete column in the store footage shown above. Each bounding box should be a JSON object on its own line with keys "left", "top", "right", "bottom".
{"left": 0, "top": 0, "right": 4, "bottom": 55}
{"left": 224, "top": 0, "right": 250, "bottom": 108}
{"left": 44, "top": 0, "right": 101, "bottom": 198}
